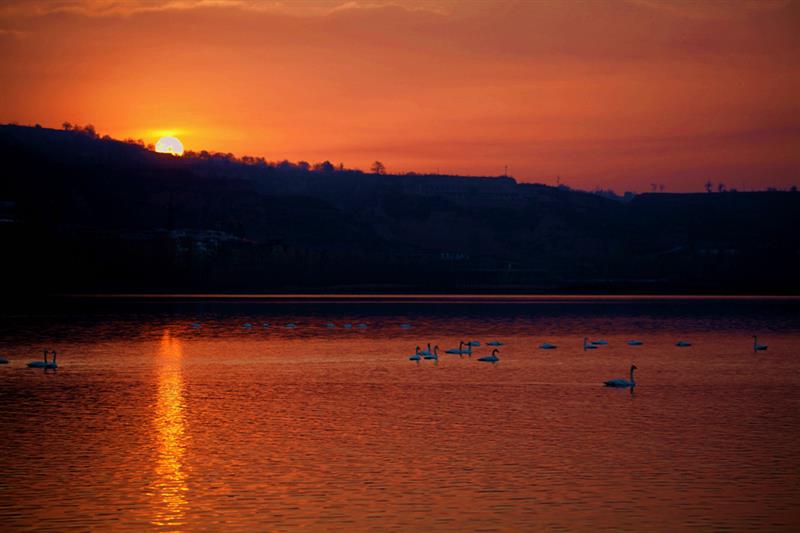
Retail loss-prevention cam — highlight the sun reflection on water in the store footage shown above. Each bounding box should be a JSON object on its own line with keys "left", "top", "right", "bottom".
{"left": 152, "top": 330, "right": 188, "bottom": 530}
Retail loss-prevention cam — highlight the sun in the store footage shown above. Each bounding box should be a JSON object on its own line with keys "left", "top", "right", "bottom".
{"left": 155, "top": 136, "right": 184, "bottom": 156}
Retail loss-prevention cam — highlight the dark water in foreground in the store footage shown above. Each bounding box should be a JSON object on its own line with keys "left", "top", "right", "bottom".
{"left": 1, "top": 296, "right": 799, "bottom": 531}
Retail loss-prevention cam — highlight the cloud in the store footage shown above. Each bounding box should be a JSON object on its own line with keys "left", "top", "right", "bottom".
{"left": 0, "top": 28, "right": 28, "bottom": 38}
{"left": 0, "top": 0, "right": 453, "bottom": 19}
{"left": 626, "top": 0, "right": 792, "bottom": 20}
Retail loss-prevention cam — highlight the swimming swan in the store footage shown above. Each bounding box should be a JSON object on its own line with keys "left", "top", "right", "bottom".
{"left": 753, "top": 336, "right": 767, "bottom": 352}
{"left": 583, "top": 337, "right": 597, "bottom": 350}
{"left": 423, "top": 345, "right": 440, "bottom": 360}
{"left": 409, "top": 346, "right": 422, "bottom": 362}
{"left": 28, "top": 350, "right": 57, "bottom": 369}
{"left": 627, "top": 340, "right": 643, "bottom": 346}
{"left": 539, "top": 342, "right": 557, "bottom": 350}
{"left": 445, "top": 341, "right": 472, "bottom": 356}
{"left": 478, "top": 349, "right": 500, "bottom": 363}
{"left": 486, "top": 341, "right": 504, "bottom": 347}
{"left": 27, "top": 349, "right": 49, "bottom": 368}
{"left": 675, "top": 340, "right": 692, "bottom": 347}
{"left": 604, "top": 365, "right": 637, "bottom": 388}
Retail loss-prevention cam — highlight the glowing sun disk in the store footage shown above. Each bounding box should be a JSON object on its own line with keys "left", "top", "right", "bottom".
{"left": 155, "top": 136, "right": 184, "bottom": 156}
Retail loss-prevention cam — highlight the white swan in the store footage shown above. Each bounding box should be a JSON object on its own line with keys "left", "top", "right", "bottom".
{"left": 539, "top": 342, "right": 557, "bottom": 350}
{"left": 753, "top": 336, "right": 767, "bottom": 352}
{"left": 591, "top": 339, "right": 608, "bottom": 345}
{"left": 343, "top": 323, "right": 352, "bottom": 329}
{"left": 627, "top": 340, "right": 643, "bottom": 346}
{"left": 262, "top": 322, "right": 270, "bottom": 328}
{"left": 478, "top": 349, "right": 500, "bottom": 363}
{"left": 0, "top": 357, "right": 8, "bottom": 364}
{"left": 243, "top": 323, "right": 253, "bottom": 329}
{"left": 28, "top": 350, "right": 57, "bottom": 369}
{"left": 357, "top": 323, "right": 368, "bottom": 329}
{"left": 285, "top": 323, "right": 297, "bottom": 329}
{"left": 583, "top": 337, "right": 597, "bottom": 350}
{"left": 191, "top": 322, "right": 202, "bottom": 329}
{"left": 445, "top": 341, "right": 464, "bottom": 354}
{"left": 326, "top": 322, "right": 336, "bottom": 328}
{"left": 423, "top": 345, "right": 439, "bottom": 360}
{"left": 486, "top": 341, "right": 504, "bottom": 347}
{"left": 675, "top": 340, "right": 692, "bottom": 347}
{"left": 400, "top": 323, "right": 412, "bottom": 329}
{"left": 27, "top": 349, "right": 49, "bottom": 368}
{"left": 604, "top": 365, "right": 637, "bottom": 388}
{"left": 466, "top": 341, "right": 480, "bottom": 347}
{"left": 419, "top": 342, "right": 433, "bottom": 357}
{"left": 445, "top": 341, "right": 471, "bottom": 356}
{"left": 409, "top": 346, "right": 422, "bottom": 362}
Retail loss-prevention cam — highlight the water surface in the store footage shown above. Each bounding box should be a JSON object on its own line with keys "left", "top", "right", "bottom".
{"left": 1, "top": 296, "right": 799, "bottom": 531}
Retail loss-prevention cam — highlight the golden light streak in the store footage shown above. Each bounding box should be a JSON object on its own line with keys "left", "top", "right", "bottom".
{"left": 152, "top": 329, "right": 188, "bottom": 529}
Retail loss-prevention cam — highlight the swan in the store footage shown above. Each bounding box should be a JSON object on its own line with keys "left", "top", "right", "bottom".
{"left": 486, "top": 341, "right": 504, "bottom": 347}
{"left": 591, "top": 339, "right": 608, "bottom": 345}
{"left": 583, "top": 337, "right": 597, "bottom": 350}
{"left": 604, "top": 365, "right": 637, "bottom": 388}
{"left": 466, "top": 341, "right": 480, "bottom": 347}
{"left": 400, "top": 323, "right": 412, "bottom": 329}
{"left": 445, "top": 341, "right": 471, "bottom": 356}
{"left": 445, "top": 341, "right": 464, "bottom": 354}
{"left": 357, "top": 323, "right": 368, "bottom": 329}
{"left": 262, "top": 322, "right": 270, "bottom": 328}
{"left": 409, "top": 346, "right": 422, "bottom": 362}
{"left": 627, "top": 340, "right": 643, "bottom": 346}
{"left": 343, "top": 323, "right": 353, "bottom": 329}
{"left": 423, "top": 345, "right": 440, "bottom": 360}
{"left": 753, "top": 336, "right": 767, "bottom": 352}
{"left": 419, "top": 343, "right": 433, "bottom": 356}
{"left": 539, "top": 342, "right": 557, "bottom": 349}
{"left": 478, "top": 349, "right": 500, "bottom": 363}
{"left": 326, "top": 322, "right": 336, "bottom": 328}
{"left": 27, "top": 350, "right": 50, "bottom": 368}
{"left": 44, "top": 351, "right": 58, "bottom": 369}
{"left": 0, "top": 357, "right": 8, "bottom": 364}
{"left": 422, "top": 345, "right": 439, "bottom": 361}
{"left": 191, "top": 322, "right": 202, "bottom": 329}
{"left": 675, "top": 340, "right": 692, "bottom": 347}
{"left": 243, "top": 323, "right": 253, "bottom": 329}
{"left": 285, "top": 323, "right": 297, "bottom": 329}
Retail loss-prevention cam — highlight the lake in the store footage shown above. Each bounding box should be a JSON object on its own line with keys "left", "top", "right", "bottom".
{"left": 1, "top": 295, "right": 799, "bottom": 531}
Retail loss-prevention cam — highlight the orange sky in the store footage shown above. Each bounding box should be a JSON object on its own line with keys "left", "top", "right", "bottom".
{"left": 1, "top": 0, "right": 798, "bottom": 191}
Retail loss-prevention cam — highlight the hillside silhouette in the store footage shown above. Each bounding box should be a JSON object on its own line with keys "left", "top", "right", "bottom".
{"left": 1, "top": 124, "right": 798, "bottom": 295}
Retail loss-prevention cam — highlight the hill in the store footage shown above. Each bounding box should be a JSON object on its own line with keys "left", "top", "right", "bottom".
{"left": 1, "top": 124, "right": 798, "bottom": 294}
